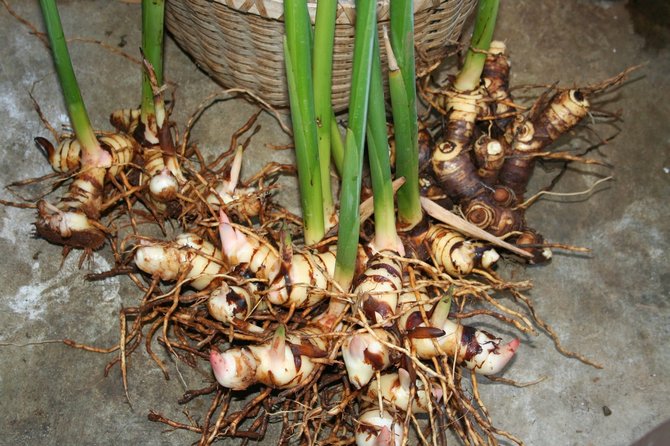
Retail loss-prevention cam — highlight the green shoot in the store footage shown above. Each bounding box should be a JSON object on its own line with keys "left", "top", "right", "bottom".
{"left": 384, "top": 30, "right": 420, "bottom": 230}
{"left": 389, "top": 1, "right": 422, "bottom": 230}
{"left": 430, "top": 288, "right": 453, "bottom": 326}
{"left": 141, "top": 0, "right": 165, "bottom": 127}
{"left": 38, "top": 0, "right": 109, "bottom": 168}
{"left": 333, "top": 0, "right": 377, "bottom": 289}
{"left": 313, "top": 0, "right": 337, "bottom": 223}
{"left": 366, "top": 36, "right": 398, "bottom": 252}
{"left": 283, "top": 0, "right": 325, "bottom": 244}
{"left": 454, "top": 0, "right": 500, "bottom": 92}
{"left": 389, "top": 0, "right": 416, "bottom": 103}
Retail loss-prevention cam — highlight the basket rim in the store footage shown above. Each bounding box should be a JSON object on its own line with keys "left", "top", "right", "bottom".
{"left": 208, "top": 0, "right": 447, "bottom": 22}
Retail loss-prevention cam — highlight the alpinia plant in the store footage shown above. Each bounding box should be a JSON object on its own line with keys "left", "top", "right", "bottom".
{"left": 34, "top": 0, "right": 136, "bottom": 252}
{"left": 2, "top": 0, "right": 625, "bottom": 444}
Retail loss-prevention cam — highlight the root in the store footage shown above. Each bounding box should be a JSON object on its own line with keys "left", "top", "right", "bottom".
{"left": 1, "top": 0, "right": 49, "bottom": 47}
{"left": 579, "top": 64, "right": 644, "bottom": 95}
{"left": 516, "top": 176, "right": 613, "bottom": 210}
{"left": 485, "top": 374, "right": 548, "bottom": 388}
{"left": 511, "top": 289, "right": 603, "bottom": 369}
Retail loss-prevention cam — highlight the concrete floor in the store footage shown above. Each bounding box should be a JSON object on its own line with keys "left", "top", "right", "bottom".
{"left": 0, "top": 0, "right": 668, "bottom": 445}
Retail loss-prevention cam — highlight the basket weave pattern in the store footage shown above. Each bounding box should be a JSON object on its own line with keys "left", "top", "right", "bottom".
{"left": 166, "top": 0, "right": 476, "bottom": 111}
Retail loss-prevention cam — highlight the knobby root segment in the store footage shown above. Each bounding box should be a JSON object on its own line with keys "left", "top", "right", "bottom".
{"left": 34, "top": 132, "right": 139, "bottom": 251}
{"left": 421, "top": 39, "right": 627, "bottom": 264}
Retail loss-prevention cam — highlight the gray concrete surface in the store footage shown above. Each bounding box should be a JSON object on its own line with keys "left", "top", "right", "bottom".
{"left": 0, "top": 0, "right": 668, "bottom": 445}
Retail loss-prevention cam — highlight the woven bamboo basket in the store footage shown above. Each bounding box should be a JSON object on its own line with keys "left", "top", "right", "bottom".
{"left": 165, "top": 0, "right": 476, "bottom": 111}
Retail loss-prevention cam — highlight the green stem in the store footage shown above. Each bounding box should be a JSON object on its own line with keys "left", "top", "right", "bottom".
{"left": 389, "top": 2, "right": 422, "bottom": 229}
{"left": 284, "top": 36, "right": 325, "bottom": 244}
{"left": 389, "top": 0, "right": 415, "bottom": 102}
{"left": 384, "top": 31, "right": 421, "bottom": 229}
{"left": 453, "top": 0, "right": 499, "bottom": 92}
{"left": 141, "top": 0, "right": 165, "bottom": 124}
{"left": 284, "top": 0, "right": 325, "bottom": 244}
{"left": 366, "top": 36, "right": 397, "bottom": 251}
{"left": 313, "top": 0, "right": 337, "bottom": 222}
{"left": 39, "top": 0, "right": 106, "bottom": 167}
{"left": 333, "top": 0, "right": 376, "bottom": 289}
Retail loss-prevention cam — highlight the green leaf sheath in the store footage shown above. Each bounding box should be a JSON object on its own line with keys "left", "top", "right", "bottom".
{"left": 334, "top": 0, "right": 377, "bottom": 288}
{"left": 334, "top": 131, "right": 362, "bottom": 288}
{"left": 39, "top": 0, "right": 100, "bottom": 157}
{"left": 454, "top": 0, "right": 500, "bottom": 92}
{"left": 141, "top": 0, "right": 165, "bottom": 121}
{"left": 389, "top": 0, "right": 416, "bottom": 102}
{"left": 283, "top": 0, "right": 325, "bottom": 244}
{"left": 313, "top": 0, "right": 337, "bottom": 216}
{"left": 389, "top": 0, "right": 421, "bottom": 228}
{"left": 366, "top": 37, "right": 397, "bottom": 249}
